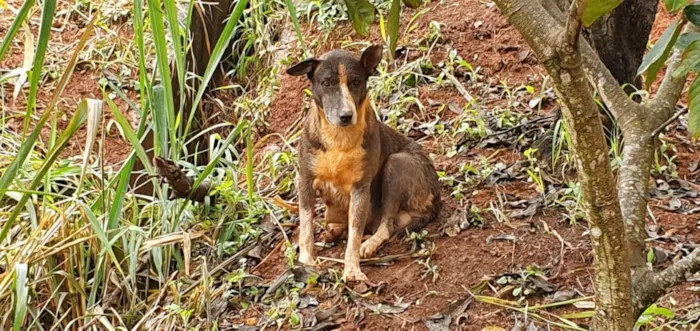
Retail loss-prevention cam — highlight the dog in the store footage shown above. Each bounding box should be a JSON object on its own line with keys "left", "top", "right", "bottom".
{"left": 286, "top": 45, "right": 441, "bottom": 281}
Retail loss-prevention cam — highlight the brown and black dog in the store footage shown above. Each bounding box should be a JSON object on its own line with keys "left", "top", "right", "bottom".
{"left": 287, "top": 45, "right": 441, "bottom": 281}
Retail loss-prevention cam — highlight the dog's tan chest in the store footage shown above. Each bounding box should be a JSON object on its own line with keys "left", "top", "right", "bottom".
{"left": 312, "top": 147, "right": 365, "bottom": 195}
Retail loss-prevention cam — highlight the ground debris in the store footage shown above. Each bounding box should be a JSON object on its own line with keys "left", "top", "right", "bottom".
{"left": 424, "top": 296, "right": 473, "bottom": 331}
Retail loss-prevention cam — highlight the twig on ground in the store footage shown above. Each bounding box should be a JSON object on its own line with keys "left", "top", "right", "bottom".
{"left": 318, "top": 250, "right": 427, "bottom": 265}
{"left": 651, "top": 106, "right": 688, "bottom": 138}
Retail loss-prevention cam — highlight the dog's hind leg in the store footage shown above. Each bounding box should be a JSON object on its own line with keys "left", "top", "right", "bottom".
{"left": 360, "top": 151, "right": 440, "bottom": 258}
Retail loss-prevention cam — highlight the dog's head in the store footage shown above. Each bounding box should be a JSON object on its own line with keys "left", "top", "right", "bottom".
{"left": 286, "top": 45, "right": 383, "bottom": 127}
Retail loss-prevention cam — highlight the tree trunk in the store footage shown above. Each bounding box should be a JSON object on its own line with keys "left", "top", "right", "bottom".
{"left": 130, "top": 0, "right": 235, "bottom": 195}
{"left": 553, "top": 0, "right": 659, "bottom": 87}
{"left": 588, "top": 0, "right": 659, "bottom": 87}
{"left": 544, "top": 58, "right": 634, "bottom": 331}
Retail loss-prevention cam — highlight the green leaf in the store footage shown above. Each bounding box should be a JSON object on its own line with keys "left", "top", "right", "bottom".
{"left": 665, "top": 0, "right": 691, "bottom": 13}
{"left": 673, "top": 39, "right": 700, "bottom": 78}
{"left": 687, "top": 76, "right": 700, "bottom": 138}
{"left": 582, "top": 0, "right": 623, "bottom": 27}
{"left": 388, "top": 0, "right": 401, "bottom": 59}
{"left": 637, "top": 20, "right": 683, "bottom": 86}
{"left": 402, "top": 0, "right": 421, "bottom": 8}
{"left": 636, "top": 304, "right": 675, "bottom": 326}
{"left": 675, "top": 31, "right": 700, "bottom": 50}
{"left": 652, "top": 306, "right": 675, "bottom": 319}
{"left": 685, "top": 3, "right": 700, "bottom": 26}
{"left": 344, "top": 0, "right": 377, "bottom": 36}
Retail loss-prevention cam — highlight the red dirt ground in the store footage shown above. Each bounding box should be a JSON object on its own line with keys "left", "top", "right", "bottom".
{"left": 0, "top": 0, "right": 137, "bottom": 164}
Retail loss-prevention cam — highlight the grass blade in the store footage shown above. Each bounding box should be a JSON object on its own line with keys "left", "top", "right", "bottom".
{"left": 76, "top": 100, "right": 103, "bottom": 196}
{"left": 163, "top": 0, "right": 186, "bottom": 156}
{"left": 22, "top": 0, "right": 57, "bottom": 137}
{"left": 13, "top": 263, "right": 29, "bottom": 331}
{"left": 105, "top": 109, "right": 150, "bottom": 229}
{"left": 191, "top": 120, "right": 249, "bottom": 192}
{"left": 163, "top": 0, "right": 185, "bottom": 99}
{"left": 246, "top": 126, "right": 254, "bottom": 207}
{"left": 688, "top": 76, "right": 700, "bottom": 137}
{"left": 286, "top": 0, "right": 306, "bottom": 55}
{"left": 0, "top": 0, "right": 36, "bottom": 61}
{"left": 147, "top": 0, "right": 176, "bottom": 157}
{"left": 153, "top": 86, "right": 169, "bottom": 157}
{"left": 388, "top": 0, "right": 401, "bottom": 59}
{"left": 105, "top": 94, "right": 154, "bottom": 175}
{"left": 133, "top": 0, "right": 151, "bottom": 110}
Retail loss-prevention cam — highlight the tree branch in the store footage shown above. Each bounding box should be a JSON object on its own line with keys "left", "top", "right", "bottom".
{"left": 633, "top": 248, "right": 700, "bottom": 315}
{"left": 563, "top": 0, "right": 587, "bottom": 50}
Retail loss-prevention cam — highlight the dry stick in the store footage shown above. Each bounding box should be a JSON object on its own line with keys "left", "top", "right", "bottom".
{"left": 482, "top": 115, "right": 557, "bottom": 139}
{"left": 251, "top": 239, "right": 285, "bottom": 272}
{"left": 318, "top": 251, "right": 427, "bottom": 265}
{"left": 651, "top": 106, "right": 688, "bottom": 138}
{"left": 443, "top": 71, "right": 474, "bottom": 102}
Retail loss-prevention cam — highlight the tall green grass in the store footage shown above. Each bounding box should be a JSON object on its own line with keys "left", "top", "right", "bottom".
{"left": 0, "top": 0, "right": 295, "bottom": 329}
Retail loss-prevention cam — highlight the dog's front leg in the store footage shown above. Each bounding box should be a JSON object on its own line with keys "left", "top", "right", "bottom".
{"left": 344, "top": 184, "right": 371, "bottom": 282}
{"left": 298, "top": 175, "right": 317, "bottom": 266}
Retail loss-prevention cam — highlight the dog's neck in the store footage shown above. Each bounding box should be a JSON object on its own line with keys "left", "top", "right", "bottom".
{"left": 311, "top": 98, "right": 374, "bottom": 151}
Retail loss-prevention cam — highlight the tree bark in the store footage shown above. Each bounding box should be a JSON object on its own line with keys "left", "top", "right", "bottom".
{"left": 589, "top": 0, "right": 659, "bottom": 87}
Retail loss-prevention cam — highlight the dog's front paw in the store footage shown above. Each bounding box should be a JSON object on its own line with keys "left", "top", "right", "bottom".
{"left": 298, "top": 251, "right": 317, "bottom": 266}
{"left": 343, "top": 265, "right": 369, "bottom": 283}
{"left": 360, "top": 239, "right": 380, "bottom": 258}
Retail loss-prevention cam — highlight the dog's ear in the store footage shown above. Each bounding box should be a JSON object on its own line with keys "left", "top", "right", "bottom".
{"left": 360, "top": 45, "right": 383, "bottom": 75}
{"left": 286, "top": 59, "right": 320, "bottom": 78}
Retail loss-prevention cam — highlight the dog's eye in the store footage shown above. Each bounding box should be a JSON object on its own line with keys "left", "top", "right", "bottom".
{"left": 321, "top": 80, "right": 331, "bottom": 87}
{"left": 350, "top": 79, "right": 361, "bottom": 87}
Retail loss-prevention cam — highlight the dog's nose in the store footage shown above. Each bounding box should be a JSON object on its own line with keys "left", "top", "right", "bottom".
{"left": 339, "top": 113, "right": 353, "bottom": 125}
